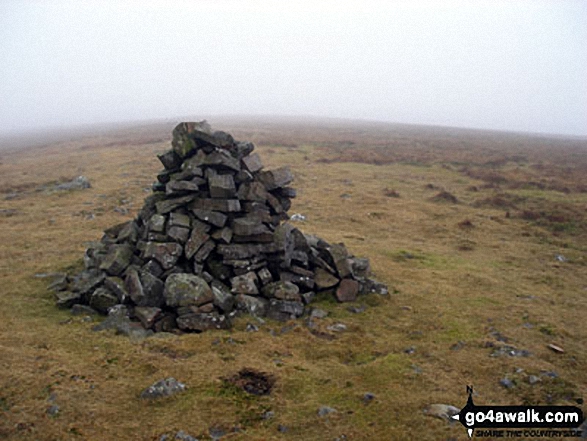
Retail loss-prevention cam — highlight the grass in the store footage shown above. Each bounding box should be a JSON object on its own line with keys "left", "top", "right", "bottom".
{"left": 0, "top": 118, "right": 586, "bottom": 440}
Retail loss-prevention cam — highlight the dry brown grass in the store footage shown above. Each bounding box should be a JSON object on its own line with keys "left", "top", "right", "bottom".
{"left": 0, "top": 119, "right": 586, "bottom": 440}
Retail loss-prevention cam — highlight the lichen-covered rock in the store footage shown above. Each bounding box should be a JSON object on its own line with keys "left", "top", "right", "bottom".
{"left": 164, "top": 273, "right": 213, "bottom": 307}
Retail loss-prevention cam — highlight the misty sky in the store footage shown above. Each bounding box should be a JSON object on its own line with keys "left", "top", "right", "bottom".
{"left": 1, "top": 0, "right": 586, "bottom": 136}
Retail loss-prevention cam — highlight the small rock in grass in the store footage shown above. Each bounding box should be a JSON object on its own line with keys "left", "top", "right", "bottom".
{"left": 318, "top": 406, "right": 337, "bottom": 417}
{"left": 140, "top": 377, "right": 186, "bottom": 399}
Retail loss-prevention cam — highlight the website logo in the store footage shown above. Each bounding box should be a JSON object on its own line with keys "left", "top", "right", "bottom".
{"left": 451, "top": 386, "right": 584, "bottom": 438}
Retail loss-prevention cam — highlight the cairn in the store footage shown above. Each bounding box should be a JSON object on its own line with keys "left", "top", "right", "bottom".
{"left": 54, "top": 122, "right": 387, "bottom": 333}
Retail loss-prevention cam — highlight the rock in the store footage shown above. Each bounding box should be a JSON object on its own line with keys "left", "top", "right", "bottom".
{"left": 317, "top": 406, "right": 337, "bottom": 417}
{"left": 325, "top": 243, "right": 351, "bottom": 278}
{"left": 262, "top": 281, "right": 300, "bottom": 301}
{"left": 169, "top": 212, "right": 191, "bottom": 228}
{"left": 547, "top": 343, "right": 565, "bottom": 354}
{"left": 363, "top": 392, "right": 375, "bottom": 404}
{"left": 164, "top": 274, "right": 213, "bottom": 307}
{"left": 267, "top": 299, "right": 304, "bottom": 321}
{"left": 424, "top": 404, "right": 460, "bottom": 421}
{"left": 500, "top": 378, "right": 515, "bottom": 389}
{"left": 528, "top": 375, "right": 540, "bottom": 385}
{"left": 177, "top": 312, "right": 231, "bottom": 331}
{"left": 490, "top": 345, "right": 531, "bottom": 358}
{"left": 301, "top": 291, "right": 316, "bottom": 304}
{"left": 166, "top": 180, "right": 200, "bottom": 195}
{"left": 192, "top": 209, "right": 227, "bottom": 228}
{"left": 237, "top": 181, "right": 269, "bottom": 202}
{"left": 335, "top": 279, "right": 359, "bottom": 302}
{"left": 257, "top": 267, "right": 273, "bottom": 285}
{"left": 310, "top": 308, "right": 328, "bottom": 319}
{"left": 189, "top": 198, "right": 241, "bottom": 213}
{"left": 241, "top": 153, "right": 263, "bottom": 173}
{"left": 193, "top": 239, "right": 215, "bottom": 262}
{"left": 211, "top": 281, "right": 235, "bottom": 312}
{"left": 347, "top": 304, "right": 366, "bottom": 314}
{"left": 327, "top": 323, "right": 347, "bottom": 332}
{"left": 314, "top": 268, "right": 339, "bottom": 290}
{"left": 232, "top": 217, "right": 269, "bottom": 236}
{"left": 230, "top": 272, "right": 259, "bottom": 295}
{"left": 236, "top": 294, "right": 268, "bottom": 317}
{"left": 140, "top": 377, "right": 186, "bottom": 399}
{"left": 47, "top": 273, "right": 69, "bottom": 292}
{"left": 211, "top": 227, "right": 233, "bottom": 244}
{"left": 246, "top": 323, "right": 259, "bottom": 332}
{"left": 134, "top": 306, "right": 162, "bottom": 329}
{"left": 208, "top": 426, "right": 226, "bottom": 440}
{"left": 157, "top": 150, "right": 182, "bottom": 170}
{"left": 71, "top": 304, "right": 99, "bottom": 315}
{"left": 155, "top": 195, "right": 197, "bottom": 214}
{"left": 258, "top": 167, "right": 293, "bottom": 190}
{"left": 89, "top": 287, "right": 118, "bottom": 313}
{"left": 349, "top": 257, "right": 371, "bottom": 278}
{"left": 184, "top": 229, "right": 210, "bottom": 259}
{"left": 290, "top": 213, "right": 306, "bottom": 222}
{"left": 143, "top": 242, "right": 183, "bottom": 270}
{"left": 168, "top": 226, "right": 190, "bottom": 243}
{"left": 55, "top": 291, "right": 82, "bottom": 308}
{"left": 209, "top": 174, "right": 236, "bottom": 199}
{"left": 46, "top": 404, "right": 60, "bottom": 416}
{"left": 174, "top": 430, "right": 199, "bottom": 441}
{"left": 92, "top": 305, "right": 132, "bottom": 334}
{"left": 99, "top": 245, "right": 133, "bottom": 276}
{"left": 54, "top": 176, "right": 91, "bottom": 191}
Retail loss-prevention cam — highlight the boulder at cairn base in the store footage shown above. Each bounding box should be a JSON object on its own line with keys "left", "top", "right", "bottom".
{"left": 58, "top": 121, "right": 388, "bottom": 333}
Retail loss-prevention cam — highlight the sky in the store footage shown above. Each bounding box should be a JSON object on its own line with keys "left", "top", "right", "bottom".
{"left": 0, "top": 0, "right": 586, "bottom": 136}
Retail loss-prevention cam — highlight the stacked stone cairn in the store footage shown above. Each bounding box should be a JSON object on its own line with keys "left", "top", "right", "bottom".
{"left": 54, "top": 122, "right": 388, "bottom": 333}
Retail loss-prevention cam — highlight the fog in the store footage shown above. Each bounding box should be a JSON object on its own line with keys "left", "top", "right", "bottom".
{"left": 1, "top": 0, "right": 586, "bottom": 136}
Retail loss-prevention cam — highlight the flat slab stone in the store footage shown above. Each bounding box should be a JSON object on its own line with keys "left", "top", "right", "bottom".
{"left": 236, "top": 294, "right": 268, "bottom": 317}
{"left": 217, "top": 243, "right": 279, "bottom": 260}
{"left": 211, "top": 281, "right": 235, "bottom": 313}
{"left": 232, "top": 217, "right": 270, "bottom": 236}
{"left": 157, "top": 150, "right": 182, "bottom": 170}
{"left": 89, "top": 287, "right": 118, "bottom": 313}
{"left": 192, "top": 208, "right": 227, "bottom": 227}
{"left": 99, "top": 245, "right": 133, "bottom": 276}
{"left": 149, "top": 214, "right": 166, "bottom": 233}
{"left": 184, "top": 229, "right": 210, "bottom": 259}
{"left": 190, "top": 198, "right": 241, "bottom": 213}
{"left": 165, "top": 180, "right": 200, "bottom": 195}
{"left": 326, "top": 243, "right": 352, "bottom": 278}
{"left": 167, "top": 226, "right": 190, "bottom": 243}
{"left": 314, "top": 268, "right": 340, "bottom": 290}
{"left": 258, "top": 167, "right": 294, "bottom": 190}
{"left": 241, "top": 153, "right": 263, "bottom": 173}
{"left": 209, "top": 174, "right": 236, "bottom": 199}
{"left": 169, "top": 212, "right": 191, "bottom": 228}
{"left": 143, "top": 242, "right": 183, "bottom": 270}
{"left": 211, "top": 227, "right": 233, "bottom": 244}
{"left": 155, "top": 195, "right": 197, "bottom": 214}
{"left": 262, "top": 281, "right": 300, "bottom": 301}
{"left": 267, "top": 299, "right": 304, "bottom": 322}
{"left": 237, "top": 181, "right": 269, "bottom": 202}
{"left": 194, "top": 239, "right": 215, "bottom": 263}
{"left": 230, "top": 271, "right": 259, "bottom": 295}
